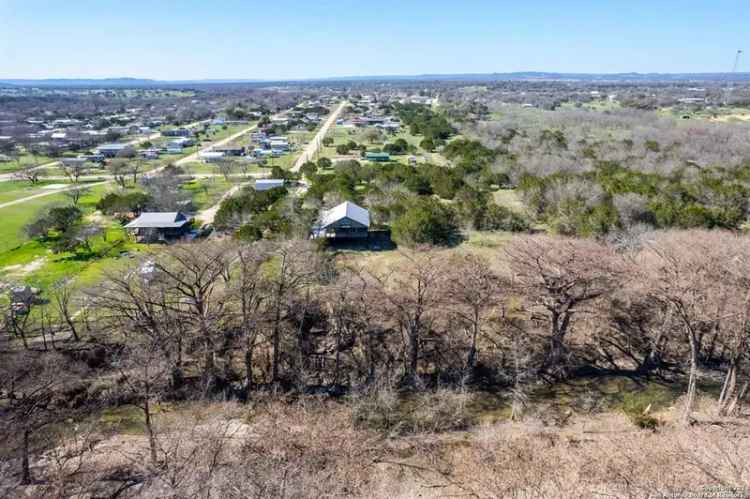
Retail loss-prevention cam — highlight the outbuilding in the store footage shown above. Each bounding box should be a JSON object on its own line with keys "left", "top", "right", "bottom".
{"left": 365, "top": 152, "right": 390, "bottom": 162}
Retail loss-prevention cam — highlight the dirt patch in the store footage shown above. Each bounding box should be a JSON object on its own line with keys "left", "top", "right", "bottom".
{"left": 2, "top": 256, "right": 46, "bottom": 276}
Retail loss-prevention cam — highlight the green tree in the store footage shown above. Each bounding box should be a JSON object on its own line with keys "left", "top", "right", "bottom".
{"left": 392, "top": 197, "right": 460, "bottom": 247}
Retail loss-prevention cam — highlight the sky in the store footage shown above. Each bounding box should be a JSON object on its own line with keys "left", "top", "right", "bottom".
{"left": 0, "top": 0, "right": 747, "bottom": 80}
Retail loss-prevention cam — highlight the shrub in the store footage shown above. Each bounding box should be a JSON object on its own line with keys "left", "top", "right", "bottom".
{"left": 351, "top": 387, "right": 474, "bottom": 435}
{"left": 621, "top": 392, "right": 663, "bottom": 430}
{"left": 480, "top": 204, "right": 530, "bottom": 232}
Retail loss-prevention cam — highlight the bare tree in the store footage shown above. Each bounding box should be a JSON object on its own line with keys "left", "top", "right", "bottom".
{"left": 51, "top": 279, "right": 81, "bottom": 342}
{"left": 115, "top": 338, "right": 171, "bottom": 467}
{"left": 265, "top": 240, "right": 322, "bottom": 385}
{"left": 444, "top": 254, "right": 506, "bottom": 372}
{"left": 505, "top": 235, "right": 621, "bottom": 377}
{"left": 62, "top": 184, "right": 91, "bottom": 207}
{"left": 12, "top": 164, "right": 46, "bottom": 185}
{"left": 0, "top": 351, "right": 89, "bottom": 485}
{"left": 216, "top": 158, "right": 236, "bottom": 182}
{"left": 153, "top": 241, "right": 235, "bottom": 391}
{"left": 107, "top": 159, "right": 129, "bottom": 188}
{"left": 233, "top": 244, "right": 269, "bottom": 395}
{"left": 370, "top": 249, "right": 446, "bottom": 387}
{"left": 639, "top": 230, "right": 744, "bottom": 424}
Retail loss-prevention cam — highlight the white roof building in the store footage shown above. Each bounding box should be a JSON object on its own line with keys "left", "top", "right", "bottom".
{"left": 311, "top": 201, "right": 370, "bottom": 239}
{"left": 255, "top": 179, "right": 285, "bottom": 191}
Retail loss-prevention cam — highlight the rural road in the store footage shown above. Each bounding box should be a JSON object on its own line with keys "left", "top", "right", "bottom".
{"left": 0, "top": 180, "right": 111, "bottom": 210}
{"left": 291, "top": 100, "right": 347, "bottom": 172}
{"left": 197, "top": 102, "right": 346, "bottom": 223}
{"left": 0, "top": 120, "right": 263, "bottom": 210}
{"left": 196, "top": 183, "right": 247, "bottom": 224}
{"left": 0, "top": 119, "right": 210, "bottom": 182}
{"left": 173, "top": 122, "right": 259, "bottom": 167}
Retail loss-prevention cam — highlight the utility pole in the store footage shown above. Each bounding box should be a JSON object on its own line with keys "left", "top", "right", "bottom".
{"left": 724, "top": 49, "right": 743, "bottom": 106}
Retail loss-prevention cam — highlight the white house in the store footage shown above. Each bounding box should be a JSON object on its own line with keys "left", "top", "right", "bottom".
{"left": 255, "top": 179, "right": 285, "bottom": 191}
{"left": 199, "top": 151, "right": 226, "bottom": 163}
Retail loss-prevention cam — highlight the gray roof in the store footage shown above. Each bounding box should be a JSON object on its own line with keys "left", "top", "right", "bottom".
{"left": 98, "top": 143, "right": 128, "bottom": 150}
{"left": 125, "top": 212, "right": 190, "bottom": 229}
{"left": 319, "top": 201, "right": 370, "bottom": 229}
{"left": 255, "top": 179, "right": 285, "bottom": 190}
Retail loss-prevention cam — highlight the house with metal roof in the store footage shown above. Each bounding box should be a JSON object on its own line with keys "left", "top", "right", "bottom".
{"left": 311, "top": 201, "right": 370, "bottom": 239}
{"left": 97, "top": 143, "right": 129, "bottom": 157}
{"left": 255, "top": 179, "right": 286, "bottom": 191}
{"left": 125, "top": 212, "right": 192, "bottom": 243}
{"left": 365, "top": 152, "right": 390, "bottom": 162}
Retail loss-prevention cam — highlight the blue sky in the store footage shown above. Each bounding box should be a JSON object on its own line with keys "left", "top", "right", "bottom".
{"left": 0, "top": 0, "right": 746, "bottom": 79}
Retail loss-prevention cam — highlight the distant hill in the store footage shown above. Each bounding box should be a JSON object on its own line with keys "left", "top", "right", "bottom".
{"left": 3, "top": 72, "right": 750, "bottom": 87}
{"left": 0, "top": 77, "right": 158, "bottom": 87}
{"left": 317, "top": 72, "right": 750, "bottom": 83}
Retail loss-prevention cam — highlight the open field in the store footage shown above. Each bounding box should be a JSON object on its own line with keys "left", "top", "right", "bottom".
{"left": 0, "top": 154, "right": 56, "bottom": 173}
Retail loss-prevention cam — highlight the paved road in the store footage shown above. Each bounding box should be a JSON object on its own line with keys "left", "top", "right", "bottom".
{"left": 291, "top": 101, "right": 347, "bottom": 172}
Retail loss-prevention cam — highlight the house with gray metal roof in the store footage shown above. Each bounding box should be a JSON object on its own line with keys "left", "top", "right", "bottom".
{"left": 311, "top": 201, "right": 370, "bottom": 239}
{"left": 125, "top": 212, "right": 192, "bottom": 243}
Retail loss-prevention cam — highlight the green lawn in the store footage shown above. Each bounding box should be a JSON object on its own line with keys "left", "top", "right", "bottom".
{"left": 0, "top": 184, "right": 152, "bottom": 299}
{"left": 182, "top": 177, "right": 236, "bottom": 210}
{"left": 0, "top": 154, "right": 56, "bottom": 173}
{"left": 0, "top": 184, "right": 112, "bottom": 254}
{"left": 0, "top": 179, "right": 110, "bottom": 204}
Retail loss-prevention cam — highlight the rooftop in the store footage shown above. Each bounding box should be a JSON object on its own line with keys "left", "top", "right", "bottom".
{"left": 125, "top": 212, "right": 191, "bottom": 229}
{"left": 319, "top": 201, "right": 370, "bottom": 228}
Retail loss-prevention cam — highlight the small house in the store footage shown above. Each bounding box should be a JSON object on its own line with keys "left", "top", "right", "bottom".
{"left": 97, "top": 143, "right": 129, "bottom": 157}
{"left": 215, "top": 146, "right": 245, "bottom": 157}
{"left": 61, "top": 157, "right": 89, "bottom": 167}
{"left": 162, "top": 128, "right": 192, "bottom": 137}
{"left": 311, "top": 201, "right": 370, "bottom": 240}
{"left": 255, "top": 179, "right": 285, "bottom": 191}
{"left": 199, "top": 151, "right": 226, "bottom": 163}
{"left": 125, "top": 212, "right": 192, "bottom": 243}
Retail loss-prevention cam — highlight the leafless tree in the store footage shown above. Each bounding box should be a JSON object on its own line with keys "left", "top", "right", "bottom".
{"left": 369, "top": 249, "right": 446, "bottom": 387}
{"left": 62, "top": 184, "right": 91, "bottom": 207}
{"left": 153, "top": 242, "right": 235, "bottom": 391}
{"left": 233, "top": 244, "right": 269, "bottom": 394}
{"left": 12, "top": 164, "right": 46, "bottom": 185}
{"left": 505, "top": 235, "right": 621, "bottom": 377}
{"left": 108, "top": 159, "right": 130, "bottom": 188}
{"left": 50, "top": 279, "right": 81, "bottom": 342}
{"left": 265, "top": 240, "right": 322, "bottom": 385}
{"left": 444, "top": 254, "right": 506, "bottom": 372}
{"left": 0, "top": 351, "right": 89, "bottom": 485}
{"left": 638, "top": 230, "right": 746, "bottom": 424}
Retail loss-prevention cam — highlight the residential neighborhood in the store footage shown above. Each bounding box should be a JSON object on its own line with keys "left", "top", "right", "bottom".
{"left": 3, "top": 16, "right": 750, "bottom": 494}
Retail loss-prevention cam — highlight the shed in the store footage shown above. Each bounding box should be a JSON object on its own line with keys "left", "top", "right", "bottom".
{"left": 365, "top": 152, "right": 390, "bottom": 162}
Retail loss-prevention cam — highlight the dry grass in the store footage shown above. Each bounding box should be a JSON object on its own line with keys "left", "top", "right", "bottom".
{"left": 4, "top": 394, "right": 749, "bottom": 498}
